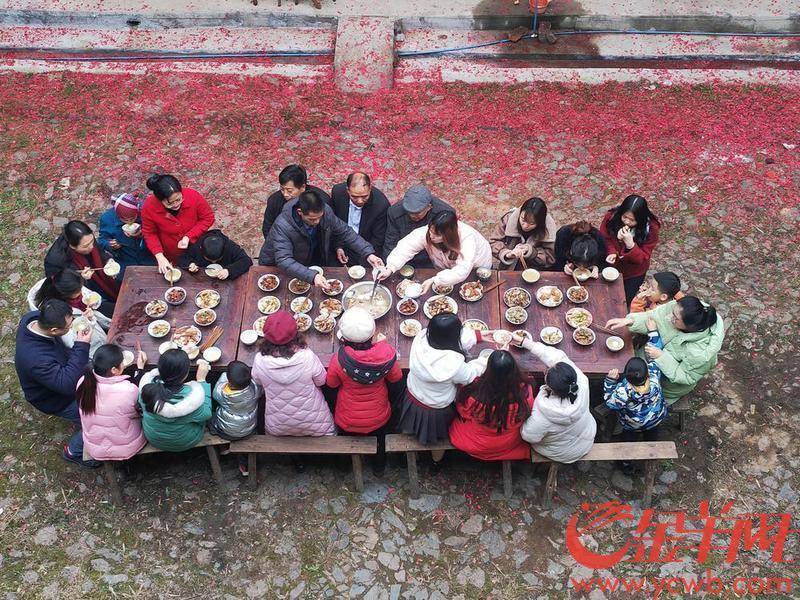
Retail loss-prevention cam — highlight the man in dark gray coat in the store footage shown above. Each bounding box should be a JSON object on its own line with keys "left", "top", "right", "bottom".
{"left": 259, "top": 191, "right": 383, "bottom": 287}
{"left": 383, "top": 184, "right": 454, "bottom": 268}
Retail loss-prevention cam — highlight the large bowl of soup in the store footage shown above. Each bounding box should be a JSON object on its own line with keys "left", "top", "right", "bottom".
{"left": 341, "top": 281, "right": 393, "bottom": 319}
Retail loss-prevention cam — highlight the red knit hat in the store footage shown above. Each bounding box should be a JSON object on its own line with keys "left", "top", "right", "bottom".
{"left": 263, "top": 310, "right": 297, "bottom": 345}
{"left": 113, "top": 193, "right": 140, "bottom": 221}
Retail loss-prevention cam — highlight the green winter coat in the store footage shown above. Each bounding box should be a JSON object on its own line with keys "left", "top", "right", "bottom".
{"left": 138, "top": 371, "right": 212, "bottom": 452}
{"left": 628, "top": 300, "right": 724, "bottom": 405}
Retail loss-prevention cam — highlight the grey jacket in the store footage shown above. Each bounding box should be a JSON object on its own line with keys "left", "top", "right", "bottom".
{"left": 211, "top": 374, "right": 262, "bottom": 440}
{"left": 258, "top": 198, "right": 375, "bottom": 282}
{"left": 383, "top": 196, "right": 454, "bottom": 266}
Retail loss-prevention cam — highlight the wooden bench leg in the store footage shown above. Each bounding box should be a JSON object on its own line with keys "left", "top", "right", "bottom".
{"left": 206, "top": 445, "right": 223, "bottom": 485}
{"left": 502, "top": 461, "right": 512, "bottom": 500}
{"left": 643, "top": 460, "right": 656, "bottom": 507}
{"left": 406, "top": 451, "right": 419, "bottom": 497}
{"left": 351, "top": 455, "right": 364, "bottom": 492}
{"left": 542, "top": 463, "right": 558, "bottom": 509}
{"left": 103, "top": 462, "right": 123, "bottom": 505}
{"left": 678, "top": 411, "right": 685, "bottom": 431}
{"left": 248, "top": 453, "right": 257, "bottom": 490}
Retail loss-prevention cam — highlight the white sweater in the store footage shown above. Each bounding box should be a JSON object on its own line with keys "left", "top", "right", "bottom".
{"left": 520, "top": 340, "right": 596, "bottom": 463}
{"left": 385, "top": 221, "right": 493, "bottom": 286}
{"left": 407, "top": 327, "right": 490, "bottom": 409}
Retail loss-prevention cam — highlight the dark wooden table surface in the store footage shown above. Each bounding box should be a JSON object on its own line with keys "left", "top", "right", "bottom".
{"left": 107, "top": 266, "right": 248, "bottom": 369}
{"left": 498, "top": 271, "right": 633, "bottom": 376}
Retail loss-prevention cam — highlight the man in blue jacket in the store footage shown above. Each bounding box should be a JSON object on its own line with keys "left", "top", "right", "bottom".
{"left": 14, "top": 299, "right": 98, "bottom": 467}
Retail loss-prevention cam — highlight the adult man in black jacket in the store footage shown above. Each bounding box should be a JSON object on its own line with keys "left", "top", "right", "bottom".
{"left": 328, "top": 172, "right": 390, "bottom": 264}
{"left": 261, "top": 164, "right": 331, "bottom": 239}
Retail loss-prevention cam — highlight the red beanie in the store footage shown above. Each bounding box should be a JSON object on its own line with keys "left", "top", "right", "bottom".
{"left": 263, "top": 310, "right": 297, "bottom": 345}
{"left": 113, "top": 193, "right": 140, "bottom": 221}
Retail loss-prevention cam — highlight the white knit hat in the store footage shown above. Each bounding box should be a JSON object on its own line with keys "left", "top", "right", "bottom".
{"left": 337, "top": 307, "right": 375, "bottom": 343}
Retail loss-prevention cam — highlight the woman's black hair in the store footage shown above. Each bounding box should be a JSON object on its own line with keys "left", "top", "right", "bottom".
{"left": 226, "top": 360, "right": 252, "bottom": 389}
{"left": 77, "top": 344, "right": 124, "bottom": 415}
{"left": 676, "top": 296, "right": 718, "bottom": 333}
{"left": 569, "top": 235, "right": 600, "bottom": 268}
{"left": 606, "top": 194, "right": 659, "bottom": 245}
{"left": 63, "top": 220, "right": 93, "bottom": 247}
{"left": 200, "top": 234, "right": 225, "bottom": 262}
{"left": 35, "top": 269, "right": 83, "bottom": 307}
{"left": 426, "top": 313, "right": 465, "bottom": 356}
{"left": 624, "top": 357, "right": 648, "bottom": 387}
{"left": 141, "top": 349, "right": 190, "bottom": 414}
{"left": 278, "top": 164, "right": 308, "bottom": 188}
{"left": 652, "top": 271, "right": 681, "bottom": 298}
{"left": 545, "top": 362, "right": 579, "bottom": 403}
{"left": 38, "top": 299, "right": 73, "bottom": 330}
{"left": 146, "top": 174, "right": 182, "bottom": 201}
{"left": 457, "top": 350, "right": 531, "bottom": 431}
{"left": 518, "top": 197, "right": 548, "bottom": 239}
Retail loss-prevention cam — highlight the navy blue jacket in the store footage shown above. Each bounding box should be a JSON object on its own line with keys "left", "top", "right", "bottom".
{"left": 14, "top": 311, "right": 90, "bottom": 414}
{"left": 97, "top": 208, "right": 155, "bottom": 277}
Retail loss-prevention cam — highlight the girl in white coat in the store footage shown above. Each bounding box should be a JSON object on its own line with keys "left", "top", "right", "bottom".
{"left": 519, "top": 337, "right": 596, "bottom": 463}
{"left": 378, "top": 211, "right": 492, "bottom": 294}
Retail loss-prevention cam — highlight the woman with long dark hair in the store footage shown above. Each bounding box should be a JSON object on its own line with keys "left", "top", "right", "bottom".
{"left": 552, "top": 220, "right": 607, "bottom": 275}
{"left": 379, "top": 211, "right": 493, "bottom": 294}
{"left": 449, "top": 350, "right": 534, "bottom": 461}
{"left": 490, "top": 197, "right": 558, "bottom": 270}
{"left": 600, "top": 194, "right": 661, "bottom": 304}
{"left": 78, "top": 344, "right": 147, "bottom": 460}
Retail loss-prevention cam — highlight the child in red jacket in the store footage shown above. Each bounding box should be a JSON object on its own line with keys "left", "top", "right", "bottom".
{"left": 326, "top": 307, "right": 402, "bottom": 475}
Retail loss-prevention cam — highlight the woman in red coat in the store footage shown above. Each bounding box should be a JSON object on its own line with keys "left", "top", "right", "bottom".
{"left": 599, "top": 194, "right": 661, "bottom": 305}
{"left": 141, "top": 174, "right": 215, "bottom": 274}
{"left": 326, "top": 307, "right": 403, "bottom": 476}
{"left": 449, "top": 350, "right": 534, "bottom": 461}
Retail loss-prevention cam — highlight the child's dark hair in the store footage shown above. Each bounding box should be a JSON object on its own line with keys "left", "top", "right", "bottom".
{"left": 38, "top": 299, "right": 73, "bottom": 330}
{"left": 545, "top": 362, "right": 579, "bottom": 403}
{"left": 624, "top": 357, "right": 648, "bottom": 387}
{"left": 141, "top": 349, "right": 190, "bottom": 414}
{"left": 35, "top": 269, "right": 83, "bottom": 307}
{"left": 569, "top": 235, "right": 599, "bottom": 268}
{"left": 226, "top": 361, "right": 252, "bottom": 389}
{"left": 201, "top": 234, "right": 225, "bottom": 262}
{"left": 677, "top": 296, "right": 718, "bottom": 333}
{"left": 427, "top": 313, "right": 465, "bottom": 356}
{"left": 77, "top": 344, "right": 124, "bottom": 415}
{"left": 146, "top": 174, "right": 182, "bottom": 201}
{"left": 653, "top": 271, "right": 681, "bottom": 298}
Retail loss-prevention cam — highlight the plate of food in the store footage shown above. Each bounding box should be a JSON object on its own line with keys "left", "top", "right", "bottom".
{"left": 492, "top": 330, "right": 513, "bottom": 346}
{"left": 163, "top": 267, "right": 182, "bottom": 283}
{"left": 505, "top": 306, "right": 528, "bottom": 325}
{"left": 313, "top": 314, "right": 336, "bottom": 334}
{"left": 459, "top": 281, "right": 484, "bottom": 302}
{"left": 323, "top": 279, "right": 344, "bottom": 296}
{"left": 258, "top": 273, "right": 280, "bottom": 292}
{"left": 82, "top": 290, "right": 102, "bottom": 310}
{"left": 397, "top": 298, "right": 419, "bottom": 316}
{"left": 172, "top": 325, "right": 202, "bottom": 347}
{"left": 573, "top": 267, "right": 592, "bottom": 282}
{"left": 400, "top": 318, "right": 422, "bottom": 337}
{"left": 205, "top": 263, "right": 223, "bottom": 277}
{"left": 521, "top": 268, "right": 540, "bottom": 283}
{"left": 342, "top": 282, "right": 393, "bottom": 319}
{"left": 536, "top": 285, "right": 564, "bottom": 307}
{"left": 503, "top": 287, "right": 532, "bottom": 308}
{"left": 288, "top": 278, "right": 311, "bottom": 294}
{"left": 159, "top": 340, "right": 177, "bottom": 354}
{"left": 565, "top": 307, "right": 593, "bottom": 329}
{"left": 148, "top": 319, "right": 171, "bottom": 338}
{"left": 194, "top": 308, "right": 217, "bottom": 326}
{"left": 164, "top": 286, "right": 186, "bottom": 305}
{"left": 540, "top": 326, "right": 563, "bottom": 345}
{"left": 258, "top": 295, "right": 281, "bottom": 315}
{"left": 423, "top": 295, "right": 458, "bottom": 319}
{"left": 396, "top": 279, "right": 423, "bottom": 299}
{"left": 294, "top": 313, "right": 312, "bottom": 332}
{"left": 606, "top": 336, "right": 625, "bottom": 352}
{"left": 432, "top": 282, "right": 453, "bottom": 295}
{"left": 145, "top": 299, "right": 168, "bottom": 318}
{"left": 195, "top": 289, "right": 221, "bottom": 309}
{"left": 253, "top": 316, "right": 268, "bottom": 336}
{"left": 573, "top": 327, "right": 596, "bottom": 346}
{"left": 512, "top": 330, "right": 532, "bottom": 347}
{"left": 463, "top": 319, "right": 488, "bottom": 332}
{"left": 348, "top": 265, "right": 366, "bottom": 280}
{"left": 290, "top": 296, "right": 313, "bottom": 314}
{"left": 319, "top": 298, "right": 343, "bottom": 318}
{"left": 566, "top": 285, "right": 589, "bottom": 304}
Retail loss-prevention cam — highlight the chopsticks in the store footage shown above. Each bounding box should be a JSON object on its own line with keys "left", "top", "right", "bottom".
{"left": 593, "top": 324, "right": 618, "bottom": 336}
{"left": 519, "top": 254, "right": 528, "bottom": 270}
{"left": 479, "top": 280, "right": 505, "bottom": 296}
{"left": 199, "top": 326, "right": 224, "bottom": 352}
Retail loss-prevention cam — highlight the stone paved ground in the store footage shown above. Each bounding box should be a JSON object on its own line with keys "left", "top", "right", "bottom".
{"left": 0, "top": 72, "right": 799, "bottom": 599}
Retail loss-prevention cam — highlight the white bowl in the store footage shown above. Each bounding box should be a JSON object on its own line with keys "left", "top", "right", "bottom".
{"left": 240, "top": 329, "right": 258, "bottom": 345}
{"left": 82, "top": 291, "right": 102, "bottom": 309}
{"left": 493, "top": 330, "right": 513, "bottom": 345}
{"left": 400, "top": 318, "right": 422, "bottom": 337}
{"left": 202, "top": 347, "right": 222, "bottom": 362}
{"left": 348, "top": 265, "right": 366, "bottom": 280}
{"left": 121, "top": 222, "right": 140, "bottom": 236}
{"left": 602, "top": 267, "right": 620, "bottom": 281}
{"left": 103, "top": 260, "right": 121, "bottom": 277}
{"left": 159, "top": 340, "right": 177, "bottom": 354}
{"left": 163, "top": 267, "right": 182, "bottom": 283}
{"left": 184, "top": 344, "right": 200, "bottom": 360}
{"left": 396, "top": 298, "right": 419, "bottom": 316}
{"left": 309, "top": 266, "right": 324, "bottom": 276}
{"left": 522, "top": 268, "right": 540, "bottom": 283}
{"left": 122, "top": 350, "right": 134, "bottom": 367}
{"left": 606, "top": 336, "right": 625, "bottom": 352}
{"left": 205, "top": 263, "right": 223, "bottom": 277}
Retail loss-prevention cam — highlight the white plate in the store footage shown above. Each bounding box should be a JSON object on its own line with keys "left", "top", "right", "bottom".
{"left": 573, "top": 327, "right": 596, "bottom": 346}
{"left": 459, "top": 281, "right": 484, "bottom": 302}
{"left": 396, "top": 298, "right": 419, "bottom": 316}
{"left": 566, "top": 286, "right": 590, "bottom": 304}
{"left": 122, "top": 350, "right": 134, "bottom": 366}
{"left": 258, "top": 295, "right": 281, "bottom": 315}
{"left": 290, "top": 296, "right": 313, "bottom": 314}
{"left": 540, "top": 326, "right": 563, "bottom": 345}
{"left": 505, "top": 306, "right": 528, "bottom": 325}
{"left": 423, "top": 295, "right": 458, "bottom": 319}
{"left": 503, "top": 287, "right": 532, "bottom": 308}
{"left": 194, "top": 308, "right": 217, "bottom": 327}
{"left": 163, "top": 268, "right": 182, "bottom": 283}
{"left": 195, "top": 289, "right": 221, "bottom": 309}
{"left": 258, "top": 273, "right": 280, "bottom": 292}
{"left": 400, "top": 318, "right": 422, "bottom": 337}
{"left": 253, "top": 316, "right": 268, "bottom": 336}
{"left": 463, "top": 319, "right": 488, "bottom": 332}
{"left": 565, "top": 307, "right": 593, "bottom": 329}
{"left": 536, "top": 285, "right": 563, "bottom": 307}
{"left": 159, "top": 340, "right": 177, "bottom": 354}
{"left": 492, "top": 330, "right": 513, "bottom": 345}
{"left": 164, "top": 286, "right": 186, "bottom": 305}
{"left": 147, "top": 319, "right": 171, "bottom": 338}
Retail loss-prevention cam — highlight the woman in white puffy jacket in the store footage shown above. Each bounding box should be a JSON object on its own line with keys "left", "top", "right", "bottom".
{"left": 27, "top": 271, "right": 109, "bottom": 357}
{"left": 519, "top": 338, "right": 596, "bottom": 463}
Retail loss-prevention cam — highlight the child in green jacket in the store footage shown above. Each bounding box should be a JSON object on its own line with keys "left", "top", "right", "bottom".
{"left": 139, "top": 350, "right": 212, "bottom": 452}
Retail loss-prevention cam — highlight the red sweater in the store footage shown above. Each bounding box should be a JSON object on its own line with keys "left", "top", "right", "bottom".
{"left": 599, "top": 210, "right": 660, "bottom": 279}
{"left": 141, "top": 188, "right": 215, "bottom": 263}
{"left": 449, "top": 384, "right": 535, "bottom": 461}
{"left": 326, "top": 341, "right": 403, "bottom": 434}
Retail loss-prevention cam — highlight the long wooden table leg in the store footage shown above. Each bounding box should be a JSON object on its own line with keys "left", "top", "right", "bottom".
{"left": 103, "top": 462, "right": 123, "bottom": 505}
{"left": 406, "top": 451, "right": 419, "bottom": 497}
{"left": 206, "top": 445, "right": 223, "bottom": 485}
{"left": 351, "top": 455, "right": 364, "bottom": 492}
{"left": 542, "top": 463, "right": 558, "bottom": 509}
{"left": 248, "top": 453, "right": 257, "bottom": 489}
{"left": 502, "top": 461, "right": 513, "bottom": 500}
{"left": 643, "top": 460, "right": 656, "bottom": 507}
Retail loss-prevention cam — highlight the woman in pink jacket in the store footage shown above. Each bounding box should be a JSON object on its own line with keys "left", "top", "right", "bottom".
{"left": 251, "top": 310, "right": 335, "bottom": 437}
{"left": 77, "top": 344, "right": 148, "bottom": 460}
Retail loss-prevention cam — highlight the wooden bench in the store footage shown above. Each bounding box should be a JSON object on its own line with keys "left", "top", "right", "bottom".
{"left": 533, "top": 441, "right": 678, "bottom": 508}
{"left": 670, "top": 397, "right": 690, "bottom": 430}
{"left": 229, "top": 435, "right": 377, "bottom": 492}
{"left": 385, "top": 434, "right": 518, "bottom": 500}
{"left": 85, "top": 433, "right": 229, "bottom": 505}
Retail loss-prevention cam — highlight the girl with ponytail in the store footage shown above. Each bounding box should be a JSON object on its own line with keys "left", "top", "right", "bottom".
{"left": 77, "top": 344, "right": 148, "bottom": 461}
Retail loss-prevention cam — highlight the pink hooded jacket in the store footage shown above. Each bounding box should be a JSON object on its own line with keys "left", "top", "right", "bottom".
{"left": 78, "top": 373, "right": 147, "bottom": 460}
{"left": 252, "top": 348, "right": 335, "bottom": 436}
